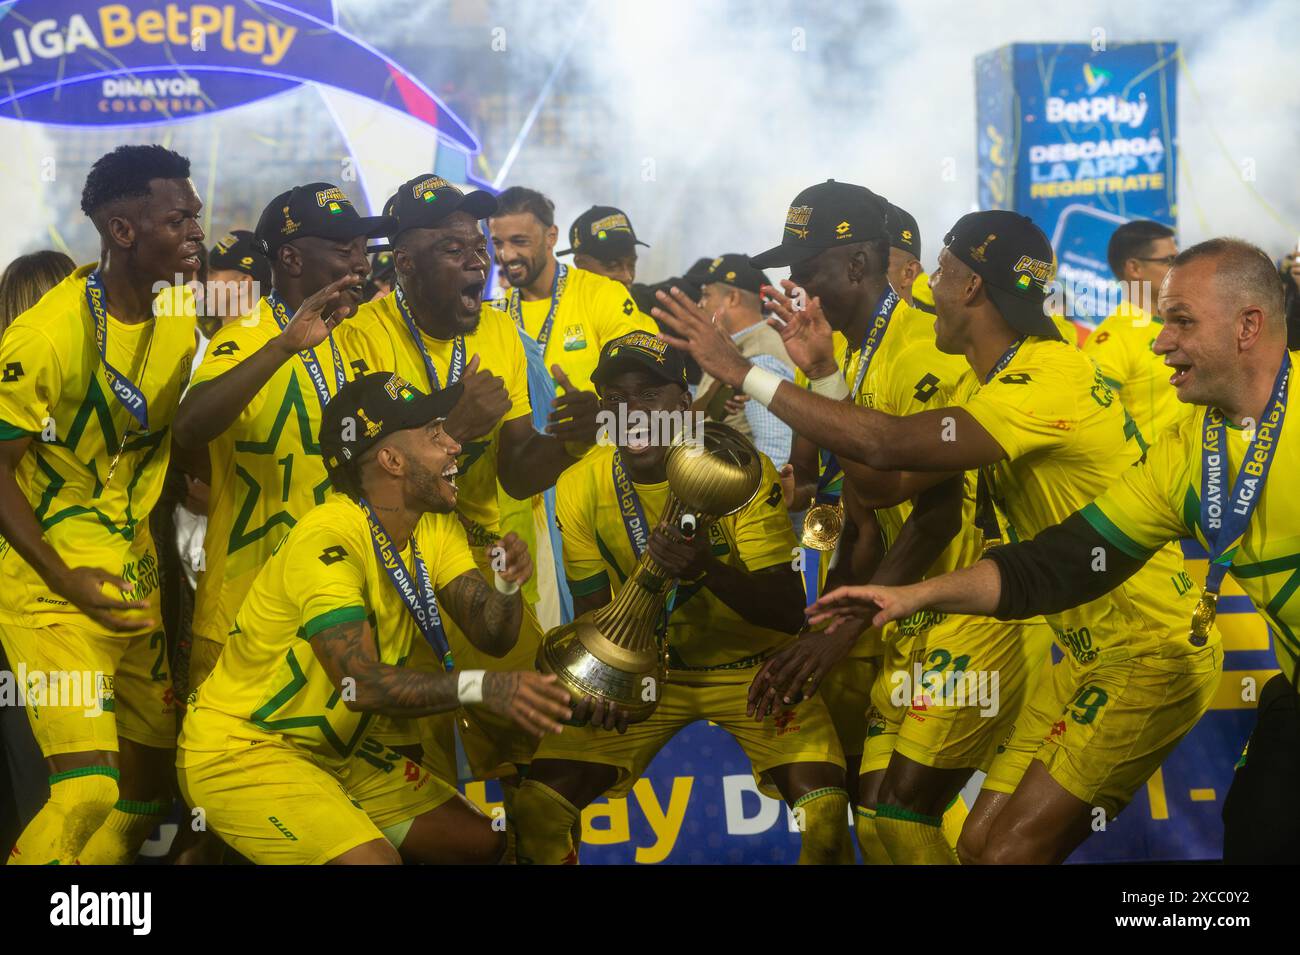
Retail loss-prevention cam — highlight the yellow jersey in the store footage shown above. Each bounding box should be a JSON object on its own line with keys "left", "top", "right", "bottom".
{"left": 556, "top": 444, "right": 797, "bottom": 671}
{"left": 0, "top": 265, "right": 195, "bottom": 634}
{"left": 179, "top": 495, "right": 477, "bottom": 768}
{"left": 337, "top": 294, "right": 531, "bottom": 551}
{"left": 1081, "top": 354, "right": 1300, "bottom": 681}
{"left": 1083, "top": 302, "right": 1190, "bottom": 442}
{"left": 496, "top": 265, "right": 657, "bottom": 394}
{"left": 190, "top": 296, "right": 357, "bottom": 645}
{"left": 958, "top": 336, "right": 1211, "bottom": 663}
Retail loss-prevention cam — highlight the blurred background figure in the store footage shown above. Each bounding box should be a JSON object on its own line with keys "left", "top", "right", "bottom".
{"left": 1280, "top": 246, "right": 1300, "bottom": 350}
{"left": 0, "top": 250, "right": 76, "bottom": 339}
{"left": 559, "top": 204, "right": 648, "bottom": 289}
{"left": 366, "top": 249, "right": 397, "bottom": 302}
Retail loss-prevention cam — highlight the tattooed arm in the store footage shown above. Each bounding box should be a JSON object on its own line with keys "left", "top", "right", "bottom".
{"left": 309, "top": 615, "right": 570, "bottom": 734}
{"left": 438, "top": 571, "right": 523, "bottom": 658}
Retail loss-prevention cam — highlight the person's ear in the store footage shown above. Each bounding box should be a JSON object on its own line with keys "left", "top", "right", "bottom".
{"left": 375, "top": 443, "right": 404, "bottom": 478}
{"left": 279, "top": 244, "right": 304, "bottom": 279}
{"left": 545, "top": 223, "right": 559, "bottom": 252}
{"left": 1123, "top": 258, "right": 1143, "bottom": 283}
{"left": 964, "top": 271, "right": 984, "bottom": 307}
{"left": 106, "top": 213, "right": 135, "bottom": 251}
{"left": 675, "top": 385, "right": 692, "bottom": 414}
{"left": 847, "top": 248, "right": 868, "bottom": 284}
{"left": 1238, "top": 304, "right": 1267, "bottom": 352}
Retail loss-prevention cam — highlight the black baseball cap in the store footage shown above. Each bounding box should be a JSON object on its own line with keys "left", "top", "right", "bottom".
{"left": 886, "top": 203, "right": 921, "bottom": 260}
{"left": 590, "top": 331, "right": 689, "bottom": 393}
{"left": 208, "top": 229, "right": 270, "bottom": 287}
{"left": 749, "top": 180, "right": 891, "bottom": 269}
{"left": 943, "top": 210, "right": 1060, "bottom": 339}
{"left": 255, "top": 182, "right": 391, "bottom": 255}
{"left": 558, "top": 205, "right": 649, "bottom": 259}
{"left": 384, "top": 173, "right": 497, "bottom": 238}
{"left": 702, "top": 253, "right": 770, "bottom": 295}
{"left": 320, "top": 372, "right": 465, "bottom": 473}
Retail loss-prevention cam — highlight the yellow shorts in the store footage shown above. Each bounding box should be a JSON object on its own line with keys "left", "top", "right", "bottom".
{"left": 531, "top": 668, "right": 845, "bottom": 799}
{"left": 1, "top": 621, "right": 175, "bottom": 757}
{"left": 983, "top": 645, "right": 1223, "bottom": 817}
{"left": 177, "top": 736, "right": 456, "bottom": 864}
{"left": 884, "top": 618, "right": 1052, "bottom": 773}
{"left": 861, "top": 632, "right": 917, "bottom": 775}
{"left": 819, "top": 654, "right": 878, "bottom": 760}
{"left": 186, "top": 634, "right": 224, "bottom": 695}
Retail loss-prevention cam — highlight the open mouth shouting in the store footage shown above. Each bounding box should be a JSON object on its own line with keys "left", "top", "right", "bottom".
{"left": 624, "top": 426, "right": 653, "bottom": 454}
{"left": 1166, "top": 358, "right": 1193, "bottom": 389}
{"left": 441, "top": 461, "right": 459, "bottom": 489}
{"left": 460, "top": 276, "right": 485, "bottom": 312}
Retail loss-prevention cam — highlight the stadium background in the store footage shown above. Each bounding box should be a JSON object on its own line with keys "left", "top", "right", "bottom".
{"left": 1, "top": 0, "right": 1294, "bottom": 863}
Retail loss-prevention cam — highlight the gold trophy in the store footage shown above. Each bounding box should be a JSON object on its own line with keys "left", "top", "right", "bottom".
{"left": 538, "top": 422, "right": 763, "bottom": 723}
{"left": 800, "top": 501, "right": 843, "bottom": 551}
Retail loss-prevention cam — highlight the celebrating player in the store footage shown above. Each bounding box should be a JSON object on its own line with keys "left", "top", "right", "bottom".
{"left": 176, "top": 372, "right": 572, "bottom": 864}
{"left": 0, "top": 145, "right": 203, "bottom": 864}
{"left": 656, "top": 208, "right": 1222, "bottom": 864}
{"left": 812, "top": 238, "right": 1296, "bottom": 863}
{"left": 513, "top": 332, "right": 852, "bottom": 865}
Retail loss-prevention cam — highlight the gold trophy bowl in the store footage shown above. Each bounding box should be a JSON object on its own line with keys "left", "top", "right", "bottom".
{"left": 538, "top": 421, "right": 763, "bottom": 723}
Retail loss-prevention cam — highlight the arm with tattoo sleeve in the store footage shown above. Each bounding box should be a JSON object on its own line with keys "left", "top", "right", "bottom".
{"left": 437, "top": 570, "right": 523, "bottom": 658}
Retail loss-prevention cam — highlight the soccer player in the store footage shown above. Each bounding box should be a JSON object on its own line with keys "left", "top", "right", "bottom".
{"left": 488, "top": 186, "right": 656, "bottom": 394}
{"left": 731, "top": 185, "right": 1051, "bottom": 864}
{"left": 884, "top": 202, "right": 932, "bottom": 313}
{"left": 0, "top": 144, "right": 203, "bottom": 865}
{"left": 172, "top": 182, "right": 386, "bottom": 696}
{"left": 1083, "top": 219, "right": 1185, "bottom": 441}
{"left": 202, "top": 230, "right": 271, "bottom": 331}
{"left": 558, "top": 204, "right": 648, "bottom": 289}
{"left": 338, "top": 174, "right": 599, "bottom": 798}
{"left": 177, "top": 372, "right": 572, "bottom": 864}
{"left": 512, "top": 332, "right": 851, "bottom": 865}
{"left": 656, "top": 209, "right": 1222, "bottom": 864}
{"left": 811, "top": 238, "right": 1297, "bottom": 863}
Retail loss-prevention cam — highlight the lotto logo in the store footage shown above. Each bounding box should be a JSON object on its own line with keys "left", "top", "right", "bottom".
{"left": 912, "top": 372, "right": 940, "bottom": 402}
{"left": 1, "top": 362, "right": 23, "bottom": 382}
{"left": 211, "top": 341, "right": 240, "bottom": 358}
{"left": 622, "top": 299, "right": 634, "bottom": 315}
{"left": 318, "top": 545, "right": 348, "bottom": 565}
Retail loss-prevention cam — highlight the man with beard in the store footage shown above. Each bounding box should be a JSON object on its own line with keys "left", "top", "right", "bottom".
{"left": 488, "top": 186, "right": 656, "bottom": 394}
{"left": 0, "top": 145, "right": 202, "bottom": 864}
{"left": 513, "top": 332, "right": 851, "bottom": 865}
{"left": 558, "top": 204, "right": 648, "bottom": 290}
{"left": 658, "top": 208, "right": 1222, "bottom": 864}
{"left": 177, "top": 372, "right": 573, "bottom": 864}
{"left": 338, "top": 174, "right": 601, "bottom": 831}
{"left": 173, "top": 183, "right": 385, "bottom": 696}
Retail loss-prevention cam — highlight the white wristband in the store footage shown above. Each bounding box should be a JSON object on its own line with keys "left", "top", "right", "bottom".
{"left": 741, "top": 365, "right": 783, "bottom": 407}
{"left": 810, "top": 371, "right": 851, "bottom": 400}
{"left": 493, "top": 571, "right": 521, "bottom": 595}
{"left": 457, "top": 669, "right": 486, "bottom": 704}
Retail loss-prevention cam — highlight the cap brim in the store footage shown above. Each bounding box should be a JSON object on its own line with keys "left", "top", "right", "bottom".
{"left": 397, "top": 380, "right": 466, "bottom": 432}
{"left": 984, "top": 285, "right": 1062, "bottom": 340}
{"left": 456, "top": 190, "right": 499, "bottom": 221}
{"left": 557, "top": 237, "right": 648, "bottom": 258}
{"left": 748, "top": 241, "right": 822, "bottom": 270}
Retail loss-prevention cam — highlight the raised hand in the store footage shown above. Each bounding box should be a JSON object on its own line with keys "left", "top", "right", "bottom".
{"left": 488, "top": 531, "right": 533, "bottom": 588}
{"left": 764, "top": 280, "right": 837, "bottom": 378}
{"left": 547, "top": 364, "right": 601, "bottom": 446}
{"left": 445, "top": 354, "right": 510, "bottom": 442}
{"left": 479, "top": 671, "right": 573, "bottom": 737}
{"left": 652, "top": 286, "right": 752, "bottom": 389}
{"left": 274, "top": 274, "right": 359, "bottom": 355}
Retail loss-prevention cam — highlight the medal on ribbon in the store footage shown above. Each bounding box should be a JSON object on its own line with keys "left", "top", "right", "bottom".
{"left": 508, "top": 263, "right": 568, "bottom": 352}
{"left": 395, "top": 285, "right": 465, "bottom": 391}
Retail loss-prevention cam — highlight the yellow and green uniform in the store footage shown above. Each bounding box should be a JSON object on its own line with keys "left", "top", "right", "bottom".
{"left": 959, "top": 336, "right": 1222, "bottom": 815}
{"left": 498, "top": 265, "right": 657, "bottom": 395}
{"left": 177, "top": 496, "right": 472, "bottom": 863}
{"left": 0, "top": 265, "right": 193, "bottom": 756}
{"left": 860, "top": 335, "right": 1051, "bottom": 776}
{"left": 534, "top": 445, "right": 843, "bottom": 796}
{"left": 1081, "top": 354, "right": 1300, "bottom": 682}
{"left": 188, "top": 295, "right": 358, "bottom": 689}
{"left": 337, "top": 295, "right": 544, "bottom": 778}
{"left": 1083, "top": 301, "right": 1191, "bottom": 443}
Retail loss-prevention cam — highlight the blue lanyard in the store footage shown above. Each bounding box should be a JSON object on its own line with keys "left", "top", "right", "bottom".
{"left": 85, "top": 270, "right": 149, "bottom": 432}
{"left": 1199, "top": 353, "right": 1290, "bottom": 596}
{"left": 984, "top": 337, "right": 1026, "bottom": 383}
{"left": 845, "top": 286, "right": 901, "bottom": 397}
{"left": 394, "top": 286, "right": 465, "bottom": 391}
{"left": 611, "top": 451, "right": 675, "bottom": 629}
{"left": 509, "top": 263, "right": 568, "bottom": 352}
{"left": 360, "top": 499, "right": 454, "bottom": 671}
{"left": 266, "top": 290, "right": 345, "bottom": 411}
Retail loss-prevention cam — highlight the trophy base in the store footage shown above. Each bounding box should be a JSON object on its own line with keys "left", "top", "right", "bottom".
{"left": 537, "top": 617, "right": 664, "bottom": 724}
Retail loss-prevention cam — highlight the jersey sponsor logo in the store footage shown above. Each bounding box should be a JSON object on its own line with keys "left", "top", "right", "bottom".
{"left": 2, "top": 361, "right": 23, "bottom": 381}
{"left": 211, "top": 341, "right": 240, "bottom": 358}
{"left": 999, "top": 372, "right": 1032, "bottom": 385}
{"left": 772, "top": 708, "right": 802, "bottom": 735}
{"left": 912, "top": 372, "right": 940, "bottom": 402}
{"left": 622, "top": 298, "right": 635, "bottom": 316}
{"left": 1092, "top": 330, "right": 1111, "bottom": 344}
{"left": 349, "top": 358, "right": 370, "bottom": 376}
{"left": 268, "top": 816, "right": 298, "bottom": 841}
{"left": 318, "top": 545, "right": 348, "bottom": 565}
{"left": 764, "top": 482, "right": 782, "bottom": 507}
{"left": 1053, "top": 624, "right": 1097, "bottom": 664}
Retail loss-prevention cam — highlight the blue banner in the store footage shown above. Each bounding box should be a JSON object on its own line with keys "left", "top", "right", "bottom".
{"left": 975, "top": 42, "right": 1178, "bottom": 327}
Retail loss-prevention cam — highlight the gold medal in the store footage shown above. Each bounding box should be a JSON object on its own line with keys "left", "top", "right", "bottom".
{"left": 1188, "top": 588, "right": 1217, "bottom": 647}
{"left": 801, "top": 501, "right": 844, "bottom": 551}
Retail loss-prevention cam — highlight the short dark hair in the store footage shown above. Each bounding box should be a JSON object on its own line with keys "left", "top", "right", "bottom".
{"left": 80, "top": 144, "right": 191, "bottom": 218}
{"left": 326, "top": 458, "right": 364, "bottom": 503}
{"left": 493, "top": 186, "right": 555, "bottom": 228}
{"left": 1172, "top": 237, "right": 1286, "bottom": 330}
{"left": 1106, "top": 219, "right": 1175, "bottom": 279}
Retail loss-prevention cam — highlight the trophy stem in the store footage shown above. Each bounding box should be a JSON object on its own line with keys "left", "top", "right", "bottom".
{"left": 592, "top": 497, "right": 687, "bottom": 655}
